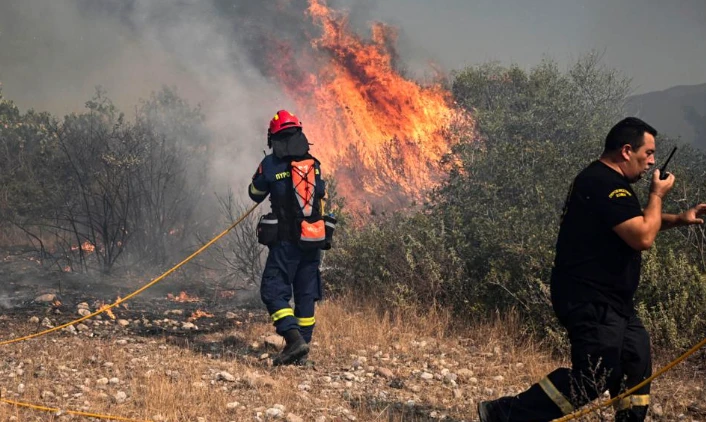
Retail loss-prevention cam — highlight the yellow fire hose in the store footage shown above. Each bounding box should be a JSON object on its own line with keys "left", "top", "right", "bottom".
{"left": 0, "top": 397, "right": 152, "bottom": 422}
{"left": 553, "top": 336, "right": 706, "bottom": 421}
{"left": 0, "top": 203, "right": 259, "bottom": 421}
{"left": 0, "top": 203, "right": 258, "bottom": 347}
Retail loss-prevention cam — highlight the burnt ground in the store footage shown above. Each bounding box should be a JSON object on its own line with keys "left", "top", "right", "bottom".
{"left": 0, "top": 245, "right": 265, "bottom": 350}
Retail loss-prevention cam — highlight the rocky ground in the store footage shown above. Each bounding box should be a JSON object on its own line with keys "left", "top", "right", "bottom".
{"left": 0, "top": 248, "right": 704, "bottom": 421}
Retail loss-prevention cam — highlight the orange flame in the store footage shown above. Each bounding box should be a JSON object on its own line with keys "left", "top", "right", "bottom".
{"left": 269, "top": 0, "right": 468, "bottom": 213}
{"left": 70, "top": 241, "right": 96, "bottom": 253}
{"left": 97, "top": 302, "right": 116, "bottom": 320}
{"left": 167, "top": 291, "right": 200, "bottom": 303}
{"left": 188, "top": 309, "right": 214, "bottom": 322}
{"left": 116, "top": 296, "right": 128, "bottom": 310}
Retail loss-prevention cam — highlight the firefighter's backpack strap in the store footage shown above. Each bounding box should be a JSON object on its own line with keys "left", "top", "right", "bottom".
{"left": 291, "top": 158, "right": 325, "bottom": 249}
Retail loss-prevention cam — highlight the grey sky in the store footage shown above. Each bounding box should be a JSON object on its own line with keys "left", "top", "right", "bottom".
{"left": 356, "top": 0, "right": 706, "bottom": 95}
{"left": 0, "top": 0, "right": 704, "bottom": 115}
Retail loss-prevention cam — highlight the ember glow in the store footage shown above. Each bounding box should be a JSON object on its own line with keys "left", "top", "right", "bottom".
{"left": 70, "top": 241, "right": 96, "bottom": 253}
{"left": 188, "top": 309, "right": 214, "bottom": 322}
{"left": 268, "top": 0, "right": 466, "bottom": 213}
{"left": 97, "top": 302, "right": 116, "bottom": 320}
{"left": 167, "top": 291, "right": 200, "bottom": 303}
{"left": 116, "top": 296, "right": 128, "bottom": 309}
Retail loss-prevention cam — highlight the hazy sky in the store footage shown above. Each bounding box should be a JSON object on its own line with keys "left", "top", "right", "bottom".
{"left": 357, "top": 0, "right": 706, "bottom": 94}
{"left": 1, "top": 0, "right": 704, "bottom": 115}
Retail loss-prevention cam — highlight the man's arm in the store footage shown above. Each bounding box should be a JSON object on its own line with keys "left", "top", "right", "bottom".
{"left": 614, "top": 193, "right": 664, "bottom": 251}
{"left": 613, "top": 169, "right": 674, "bottom": 251}
{"left": 248, "top": 162, "right": 269, "bottom": 203}
{"left": 661, "top": 204, "right": 706, "bottom": 231}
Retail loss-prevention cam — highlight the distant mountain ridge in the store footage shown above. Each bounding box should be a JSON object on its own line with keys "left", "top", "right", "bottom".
{"left": 625, "top": 83, "right": 706, "bottom": 150}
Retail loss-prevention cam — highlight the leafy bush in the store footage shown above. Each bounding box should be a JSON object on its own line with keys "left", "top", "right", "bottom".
{"left": 637, "top": 247, "right": 706, "bottom": 348}
{"left": 328, "top": 54, "right": 706, "bottom": 351}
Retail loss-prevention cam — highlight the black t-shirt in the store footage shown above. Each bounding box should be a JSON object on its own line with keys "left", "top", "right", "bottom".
{"left": 551, "top": 160, "right": 644, "bottom": 316}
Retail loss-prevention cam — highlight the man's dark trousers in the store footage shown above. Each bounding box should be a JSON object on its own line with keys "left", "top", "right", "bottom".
{"left": 260, "top": 241, "right": 321, "bottom": 343}
{"left": 492, "top": 302, "right": 651, "bottom": 421}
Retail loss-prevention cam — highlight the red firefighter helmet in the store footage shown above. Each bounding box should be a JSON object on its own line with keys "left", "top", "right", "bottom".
{"left": 268, "top": 110, "right": 302, "bottom": 135}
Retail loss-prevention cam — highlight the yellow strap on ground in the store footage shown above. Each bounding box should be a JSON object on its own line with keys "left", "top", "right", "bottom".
{"left": 0, "top": 203, "right": 259, "bottom": 347}
{"left": 553, "top": 336, "right": 706, "bottom": 421}
{"left": 0, "top": 396, "right": 152, "bottom": 421}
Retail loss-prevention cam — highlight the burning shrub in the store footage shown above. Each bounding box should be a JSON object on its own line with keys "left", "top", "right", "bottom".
{"left": 327, "top": 54, "right": 706, "bottom": 352}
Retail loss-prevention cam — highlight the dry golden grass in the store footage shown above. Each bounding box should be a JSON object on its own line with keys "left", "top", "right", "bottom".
{"left": 0, "top": 296, "right": 703, "bottom": 421}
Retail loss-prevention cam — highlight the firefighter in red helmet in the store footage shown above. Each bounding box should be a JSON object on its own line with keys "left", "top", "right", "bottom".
{"left": 248, "top": 110, "right": 334, "bottom": 366}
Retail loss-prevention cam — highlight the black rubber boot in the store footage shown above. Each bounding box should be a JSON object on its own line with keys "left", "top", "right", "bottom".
{"left": 272, "top": 329, "right": 309, "bottom": 367}
{"left": 294, "top": 352, "right": 316, "bottom": 368}
{"left": 478, "top": 397, "right": 513, "bottom": 422}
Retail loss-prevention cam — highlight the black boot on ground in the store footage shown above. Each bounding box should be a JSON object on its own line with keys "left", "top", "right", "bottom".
{"left": 478, "top": 397, "right": 513, "bottom": 422}
{"left": 272, "top": 329, "right": 309, "bottom": 366}
{"left": 294, "top": 352, "right": 316, "bottom": 368}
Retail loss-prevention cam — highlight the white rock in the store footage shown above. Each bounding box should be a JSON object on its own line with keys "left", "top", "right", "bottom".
{"left": 217, "top": 371, "right": 236, "bottom": 382}
{"left": 376, "top": 367, "right": 394, "bottom": 379}
{"left": 78, "top": 309, "right": 91, "bottom": 317}
{"left": 35, "top": 294, "right": 56, "bottom": 303}
{"left": 420, "top": 372, "right": 434, "bottom": 380}
{"left": 265, "top": 335, "right": 285, "bottom": 348}
{"left": 114, "top": 391, "right": 127, "bottom": 403}
{"left": 266, "top": 407, "right": 284, "bottom": 418}
{"left": 226, "top": 401, "right": 240, "bottom": 411}
{"left": 29, "top": 316, "right": 40, "bottom": 323}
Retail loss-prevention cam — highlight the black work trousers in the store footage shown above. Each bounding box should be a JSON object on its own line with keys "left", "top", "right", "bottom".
{"left": 498, "top": 302, "right": 651, "bottom": 421}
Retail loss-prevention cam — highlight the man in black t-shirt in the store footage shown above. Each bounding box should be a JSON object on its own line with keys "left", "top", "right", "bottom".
{"left": 478, "top": 117, "right": 706, "bottom": 422}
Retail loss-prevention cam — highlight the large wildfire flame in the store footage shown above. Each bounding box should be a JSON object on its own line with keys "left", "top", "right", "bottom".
{"left": 268, "top": 0, "right": 468, "bottom": 214}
